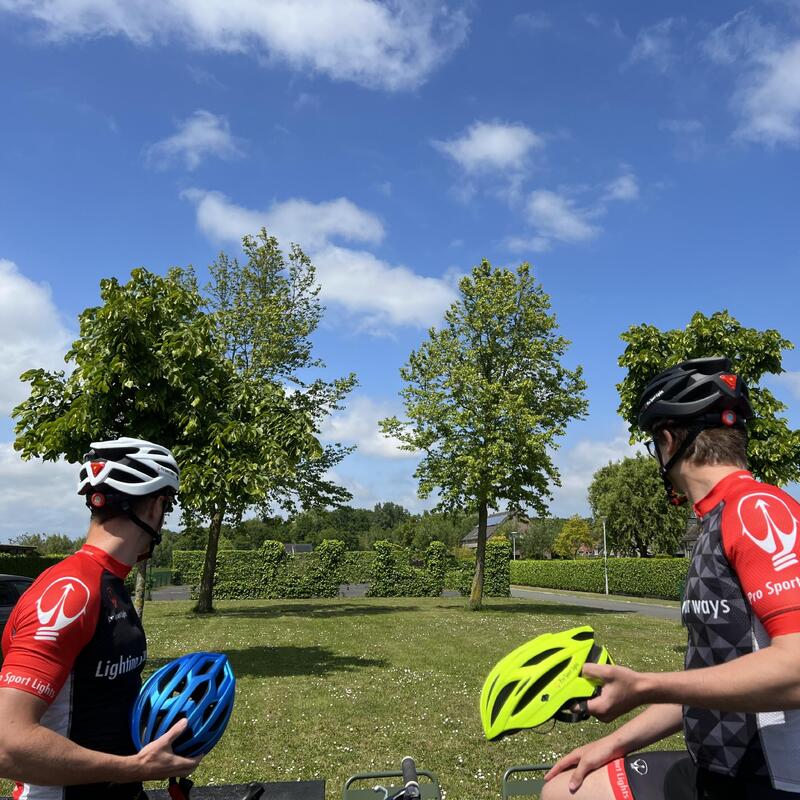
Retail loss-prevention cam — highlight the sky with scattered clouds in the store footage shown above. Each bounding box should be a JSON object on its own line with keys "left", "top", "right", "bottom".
{"left": 1, "top": 0, "right": 800, "bottom": 541}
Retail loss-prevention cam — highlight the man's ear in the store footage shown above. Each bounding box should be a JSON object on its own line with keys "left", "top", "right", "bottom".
{"left": 659, "top": 428, "right": 677, "bottom": 459}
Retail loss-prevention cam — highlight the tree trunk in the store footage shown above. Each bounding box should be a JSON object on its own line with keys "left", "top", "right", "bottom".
{"left": 133, "top": 562, "right": 147, "bottom": 619}
{"left": 469, "top": 500, "right": 488, "bottom": 611}
{"left": 196, "top": 508, "right": 224, "bottom": 614}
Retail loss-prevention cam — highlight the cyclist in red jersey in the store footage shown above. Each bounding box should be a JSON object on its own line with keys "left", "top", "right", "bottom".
{"left": 543, "top": 358, "right": 800, "bottom": 800}
{"left": 0, "top": 437, "right": 201, "bottom": 799}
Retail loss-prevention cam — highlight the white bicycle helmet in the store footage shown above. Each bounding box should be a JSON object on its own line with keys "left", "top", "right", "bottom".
{"left": 78, "top": 437, "right": 179, "bottom": 507}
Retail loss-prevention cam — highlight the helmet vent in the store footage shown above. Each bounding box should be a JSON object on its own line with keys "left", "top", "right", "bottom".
{"left": 571, "top": 630, "right": 594, "bottom": 641}
{"left": 587, "top": 643, "right": 604, "bottom": 663}
{"left": 491, "top": 681, "right": 519, "bottom": 726}
{"left": 514, "top": 661, "right": 569, "bottom": 716}
{"left": 521, "top": 647, "right": 562, "bottom": 667}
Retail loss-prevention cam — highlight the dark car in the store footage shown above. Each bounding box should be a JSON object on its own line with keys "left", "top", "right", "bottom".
{"left": 0, "top": 574, "right": 35, "bottom": 640}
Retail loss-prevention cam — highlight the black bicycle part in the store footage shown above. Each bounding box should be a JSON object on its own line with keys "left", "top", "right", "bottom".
{"left": 400, "top": 756, "right": 420, "bottom": 799}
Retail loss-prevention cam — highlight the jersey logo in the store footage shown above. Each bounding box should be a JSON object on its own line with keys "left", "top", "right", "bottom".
{"left": 35, "top": 577, "right": 91, "bottom": 641}
{"left": 629, "top": 758, "right": 648, "bottom": 776}
{"left": 737, "top": 492, "right": 799, "bottom": 572}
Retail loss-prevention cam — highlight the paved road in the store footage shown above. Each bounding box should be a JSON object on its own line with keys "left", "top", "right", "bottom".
{"left": 511, "top": 586, "right": 681, "bottom": 621}
{"left": 151, "top": 584, "right": 681, "bottom": 621}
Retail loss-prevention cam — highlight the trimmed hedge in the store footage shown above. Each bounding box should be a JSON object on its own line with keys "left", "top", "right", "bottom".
{"left": 511, "top": 557, "right": 689, "bottom": 600}
{"left": 442, "top": 538, "right": 511, "bottom": 598}
{"left": 367, "top": 541, "right": 440, "bottom": 597}
{"left": 0, "top": 555, "right": 61, "bottom": 579}
{"left": 340, "top": 551, "right": 376, "bottom": 584}
{"left": 173, "top": 539, "right": 347, "bottom": 600}
{"left": 172, "top": 538, "right": 513, "bottom": 600}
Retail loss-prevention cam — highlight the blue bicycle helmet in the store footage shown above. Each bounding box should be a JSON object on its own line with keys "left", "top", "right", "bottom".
{"left": 131, "top": 652, "right": 235, "bottom": 757}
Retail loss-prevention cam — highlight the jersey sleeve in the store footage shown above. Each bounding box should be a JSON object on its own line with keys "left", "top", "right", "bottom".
{"left": 0, "top": 563, "right": 101, "bottom": 705}
{"left": 722, "top": 484, "right": 800, "bottom": 638}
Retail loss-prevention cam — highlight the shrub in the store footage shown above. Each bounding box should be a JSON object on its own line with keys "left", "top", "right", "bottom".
{"left": 0, "top": 555, "right": 62, "bottom": 579}
{"left": 511, "top": 557, "right": 689, "bottom": 600}
{"left": 368, "top": 541, "right": 439, "bottom": 597}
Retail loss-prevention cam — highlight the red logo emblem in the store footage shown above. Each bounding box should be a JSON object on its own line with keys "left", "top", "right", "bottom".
{"left": 35, "top": 577, "right": 91, "bottom": 641}
{"left": 720, "top": 374, "right": 737, "bottom": 391}
{"left": 90, "top": 461, "right": 106, "bottom": 477}
{"left": 737, "top": 492, "right": 798, "bottom": 572}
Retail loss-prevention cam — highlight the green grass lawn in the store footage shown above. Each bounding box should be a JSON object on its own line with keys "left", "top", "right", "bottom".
{"left": 1, "top": 597, "right": 688, "bottom": 799}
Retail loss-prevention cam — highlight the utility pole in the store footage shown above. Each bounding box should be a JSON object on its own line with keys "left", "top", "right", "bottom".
{"left": 603, "top": 518, "right": 609, "bottom": 596}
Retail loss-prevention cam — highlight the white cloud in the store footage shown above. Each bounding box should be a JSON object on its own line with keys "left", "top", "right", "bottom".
{"left": 183, "top": 190, "right": 457, "bottom": 329}
{"left": 548, "top": 429, "right": 645, "bottom": 517}
{"left": 659, "top": 119, "right": 704, "bottom": 134}
{"left": 627, "top": 18, "right": 681, "bottom": 73}
{"left": 703, "top": 11, "right": 800, "bottom": 146}
{"left": 321, "top": 396, "right": 417, "bottom": 459}
{"left": 0, "top": 259, "right": 73, "bottom": 417}
{"left": 508, "top": 170, "right": 639, "bottom": 252}
{"left": 702, "top": 10, "right": 778, "bottom": 66}
{"left": 433, "top": 120, "right": 543, "bottom": 174}
{"left": 773, "top": 371, "right": 800, "bottom": 399}
{"left": 603, "top": 172, "right": 639, "bottom": 202}
{"left": 513, "top": 12, "right": 551, "bottom": 32}
{"left": 183, "top": 189, "right": 385, "bottom": 250}
{"left": 734, "top": 41, "right": 800, "bottom": 146}
{"left": 313, "top": 245, "right": 458, "bottom": 330}
{"left": 0, "top": 443, "right": 86, "bottom": 542}
{"left": 0, "top": 0, "right": 468, "bottom": 91}
{"left": 525, "top": 190, "right": 600, "bottom": 244}
{"left": 145, "top": 110, "right": 243, "bottom": 170}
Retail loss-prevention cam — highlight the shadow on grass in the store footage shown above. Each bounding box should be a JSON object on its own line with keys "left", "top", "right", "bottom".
{"left": 480, "top": 601, "right": 633, "bottom": 615}
{"left": 145, "top": 645, "right": 387, "bottom": 678}
{"left": 205, "top": 601, "right": 425, "bottom": 619}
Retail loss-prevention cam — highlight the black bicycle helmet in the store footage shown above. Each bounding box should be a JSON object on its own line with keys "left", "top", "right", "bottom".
{"left": 635, "top": 357, "right": 753, "bottom": 504}
{"left": 637, "top": 357, "right": 753, "bottom": 433}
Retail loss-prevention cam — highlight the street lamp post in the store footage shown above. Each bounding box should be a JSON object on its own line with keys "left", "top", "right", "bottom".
{"left": 603, "top": 518, "right": 609, "bottom": 596}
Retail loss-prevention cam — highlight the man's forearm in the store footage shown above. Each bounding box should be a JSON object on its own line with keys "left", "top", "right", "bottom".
{"left": 0, "top": 720, "right": 140, "bottom": 785}
{"left": 640, "top": 643, "right": 800, "bottom": 713}
{"left": 607, "top": 703, "right": 684, "bottom": 753}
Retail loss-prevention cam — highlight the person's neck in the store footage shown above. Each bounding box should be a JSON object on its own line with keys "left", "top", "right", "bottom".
{"left": 672, "top": 463, "right": 748, "bottom": 507}
{"left": 84, "top": 518, "right": 149, "bottom": 567}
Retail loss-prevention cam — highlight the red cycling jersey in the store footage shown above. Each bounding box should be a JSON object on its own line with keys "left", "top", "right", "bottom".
{"left": 0, "top": 544, "right": 146, "bottom": 799}
{"left": 681, "top": 471, "right": 800, "bottom": 790}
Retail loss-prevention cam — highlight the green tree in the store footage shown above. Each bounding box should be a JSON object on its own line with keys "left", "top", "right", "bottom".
{"left": 372, "top": 502, "right": 411, "bottom": 530}
{"left": 588, "top": 454, "right": 688, "bottom": 557}
{"left": 10, "top": 533, "right": 83, "bottom": 555}
{"left": 618, "top": 310, "right": 800, "bottom": 486}
{"left": 381, "top": 260, "right": 587, "bottom": 609}
{"left": 191, "top": 229, "right": 356, "bottom": 612}
{"left": 519, "top": 517, "right": 564, "bottom": 559}
{"left": 552, "top": 515, "right": 596, "bottom": 559}
{"left": 13, "top": 250, "right": 336, "bottom": 615}
{"left": 13, "top": 267, "right": 229, "bottom": 615}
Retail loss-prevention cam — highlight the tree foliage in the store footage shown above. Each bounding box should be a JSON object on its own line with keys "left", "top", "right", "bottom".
{"left": 13, "top": 231, "right": 354, "bottom": 614}
{"left": 552, "top": 515, "right": 596, "bottom": 559}
{"left": 617, "top": 310, "right": 800, "bottom": 486}
{"left": 588, "top": 454, "right": 689, "bottom": 557}
{"left": 519, "top": 517, "right": 567, "bottom": 559}
{"left": 382, "top": 259, "right": 587, "bottom": 608}
{"left": 10, "top": 533, "right": 83, "bottom": 555}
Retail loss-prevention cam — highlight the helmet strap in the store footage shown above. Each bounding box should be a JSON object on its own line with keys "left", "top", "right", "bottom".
{"left": 653, "top": 424, "right": 706, "bottom": 506}
{"left": 120, "top": 500, "right": 163, "bottom": 560}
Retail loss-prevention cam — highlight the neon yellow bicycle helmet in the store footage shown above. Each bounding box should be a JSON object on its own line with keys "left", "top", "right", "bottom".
{"left": 480, "top": 625, "right": 613, "bottom": 740}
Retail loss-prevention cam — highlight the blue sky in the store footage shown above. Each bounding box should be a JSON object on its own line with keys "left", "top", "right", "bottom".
{"left": 2, "top": 0, "right": 800, "bottom": 541}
